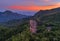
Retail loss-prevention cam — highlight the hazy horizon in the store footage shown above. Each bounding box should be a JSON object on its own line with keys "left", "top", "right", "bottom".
{"left": 0, "top": 0, "right": 60, "bottom": 15}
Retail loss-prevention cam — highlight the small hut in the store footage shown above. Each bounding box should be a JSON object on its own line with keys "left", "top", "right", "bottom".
{"left": 45, "top": 24, "right": 54, "bottom": 31}
{"left": 29, "top": 18, "right": 37, "bottom": 34}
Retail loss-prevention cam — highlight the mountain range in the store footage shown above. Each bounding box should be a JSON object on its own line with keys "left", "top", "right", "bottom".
{"left": 0, "top": 7, "right": 60, "bottom": 27}
{"left": 0, "top": 10, "right": 29, "bottom": 22}
{"left": 0, "top": 7, "right": 60, "bottom": 41}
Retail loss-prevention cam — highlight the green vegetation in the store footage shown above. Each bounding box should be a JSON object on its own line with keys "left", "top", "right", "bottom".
{"left": 0, "top": 23, "right": 28, "bottom": 41}
{"left": 0, "top": 8, "right": 60, "bottom": 41}
{"left": 0, "top": 22, "right": 60, "bottom": 41}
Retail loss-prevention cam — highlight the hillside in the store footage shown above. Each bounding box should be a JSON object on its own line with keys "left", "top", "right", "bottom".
{"left": 1, "top": 18, "right": 30, "bottom": 27}
{"left": 34, "top": 7, "right": 60, "bottom": 25}
{"left": 0, "top": 8, "right": 60, "bottom": 41}
{"left": 40, "top": 12, "right": 60, "bottom": 23}
{"left": 34, "top": 7, "right": 60, "bottom": 17}
{"left": 0, "top": 10, "right": 28, "bottom": 22}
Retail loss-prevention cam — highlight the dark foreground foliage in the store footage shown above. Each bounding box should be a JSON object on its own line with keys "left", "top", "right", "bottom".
{"left": 0, "top": 23, "right": 60, "bottom": 41}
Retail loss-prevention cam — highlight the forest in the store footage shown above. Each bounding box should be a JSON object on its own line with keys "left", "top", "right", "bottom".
{"left": 0, "top": 8, "right": 60, "bottom": 41}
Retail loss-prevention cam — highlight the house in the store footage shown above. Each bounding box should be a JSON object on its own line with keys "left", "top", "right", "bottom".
{"left": 45, "top": 24, "right": 54, "bottom": 31}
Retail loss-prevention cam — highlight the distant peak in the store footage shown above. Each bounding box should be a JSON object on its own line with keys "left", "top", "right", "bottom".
{"left": 4, "top": 10, "right": 13, "bottom": 13}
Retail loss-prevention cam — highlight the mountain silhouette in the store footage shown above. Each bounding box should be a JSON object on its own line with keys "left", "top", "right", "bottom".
{"left": 0, "top": 10, "right": 28, "bottom": 22}
{"left": 0, "top": 7, "right": 60, "bottom": 26}
{"left": 34, "top": 7, "right": 60, "bottom": 18}
{"left": 33, "top": 7, "right": 60, "bottom": 24}
{"left": 0, "top": 7, "right": 60, "bottom": 41}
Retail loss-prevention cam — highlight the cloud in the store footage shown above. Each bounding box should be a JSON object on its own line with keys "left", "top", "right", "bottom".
{"left": 40, "top": 0, "right": 51, "bottom": 3}
{"left": 7, "top": 3, "right": 60, "bottom": 11}
{"left": 55, "top": 2, "right": 60, "bottom": 5}
{"left": 44, "top": 0, "right": 50, "bottom": 2}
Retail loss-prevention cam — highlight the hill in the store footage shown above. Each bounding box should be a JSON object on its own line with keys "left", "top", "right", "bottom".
{"left": 33, "top": 7, "right": 60, "bottom": 25}
{"left": 0, "top": 10, "right": 28, "bottom": 22}
{"left": 0, "top": 7, "right": 60, "bottom": 41}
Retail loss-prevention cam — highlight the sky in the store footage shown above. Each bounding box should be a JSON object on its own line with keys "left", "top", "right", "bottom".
{"left": 0, "top": 0, "right": 60, "bottom": 15}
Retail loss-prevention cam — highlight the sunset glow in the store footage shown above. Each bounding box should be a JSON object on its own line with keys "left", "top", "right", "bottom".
{"left": 7, "top": 3, "right": 60, "bottom": 11}
{"left": 0, "top": 0, "right": 60, "bottom": 11}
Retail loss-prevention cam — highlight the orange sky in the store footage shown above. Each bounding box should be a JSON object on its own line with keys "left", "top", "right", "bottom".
{"left": 7, "top": 3, "right": 60, "bottom": 11}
